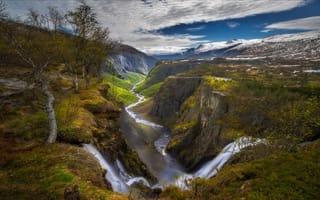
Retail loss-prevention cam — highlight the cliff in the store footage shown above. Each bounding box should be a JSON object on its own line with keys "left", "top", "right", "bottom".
{"left": 151, "top": 76, "right": 234, "bottom": 170}
{"left": 107, "top": 44, "right": 157, "bottom": 76}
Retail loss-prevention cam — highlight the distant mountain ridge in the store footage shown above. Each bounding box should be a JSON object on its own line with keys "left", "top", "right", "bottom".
{"left": 154, "top": 31, "right": 320, "bottom": 60}
{"left": 107, "top": 43, "right": 157, "bottom": 75}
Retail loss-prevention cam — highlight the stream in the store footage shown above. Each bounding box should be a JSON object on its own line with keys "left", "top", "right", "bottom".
{"left": 84, "top": 81, "right": 264, "bottom": 194}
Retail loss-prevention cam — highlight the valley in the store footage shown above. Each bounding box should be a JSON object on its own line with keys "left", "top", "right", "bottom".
{"left": 0, "top": 1, "right": 320, "bottom": 199}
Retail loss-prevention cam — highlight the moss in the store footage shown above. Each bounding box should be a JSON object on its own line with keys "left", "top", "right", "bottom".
{"left": 56, "top": 97, "right": 96, "bottom": 144}
{"left": 162, "top": 140, "right": 320, "bottom": 200}
{"left": 3, "top": 111, "right": 48, "bottom": 141}
{"left": 0, "top": 144, "right": 126, "bottom": 200}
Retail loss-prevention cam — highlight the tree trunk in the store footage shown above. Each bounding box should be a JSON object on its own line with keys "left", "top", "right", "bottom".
{"left": 83, "top": 66, "right": 89, "bottom": 89}
{"left": 41, "top": 80, "right": 58, "bottom": 144}
{"left": 97, "top": 65, "right": 103, "bottom": 83}
{"left": 73, "top": 73, "right": 79, "bottom": 92}
{"left": 85, "top": 76, "right": 89, "bottom": 89}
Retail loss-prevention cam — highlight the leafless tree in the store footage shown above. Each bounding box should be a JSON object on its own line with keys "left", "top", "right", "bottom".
{"left": 0, "top": 0, "right": 7, "bottom": 20}
{"left": 48, "top": 6, "right": 65, "bottom": 31}
{"left": 1, "top": 10, "right": 59, "bottom": 144}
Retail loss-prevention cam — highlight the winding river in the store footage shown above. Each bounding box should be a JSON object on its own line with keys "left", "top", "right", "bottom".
{"left": 84, "top": 81, "right": 264, "bottom": 194}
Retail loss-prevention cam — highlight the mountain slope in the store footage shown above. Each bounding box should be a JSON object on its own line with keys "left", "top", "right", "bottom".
{"left": 107, "top": 44, "right": 157, "bottom": 75}
{"left": 156, "top": 31, "right": 320, "bottom": 60}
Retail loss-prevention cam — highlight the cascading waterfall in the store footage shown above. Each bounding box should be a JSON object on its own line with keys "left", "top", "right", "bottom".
{"left": 173, "top": 137, "right": 266, "bottom": 189}
{"left": 83, "top": 143, "right": 150, "bottom": 194}
{"left": 83, "top": 81, "right": 265, "bottom": 194}
{"left": 83, "top": 143, "right": 129, "bottom": 194}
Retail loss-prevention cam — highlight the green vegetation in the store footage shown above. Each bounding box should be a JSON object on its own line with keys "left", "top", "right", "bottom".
{"left": 0, "top": 144, "right": 126, "bottom": 200}
{"left": 103, "top": 72, "right": 145, "bottom": 105}
{"left": 135, "top": 60, "right": 196, "bottom": 93}
{"left": 139, "top": 82, "right": 163, "bottom": 97}
{"left": 162, "top": 141, "right": 320, "bottom": 200}
{"left": 126, "top": 72, "right": 146, "bottom": 85}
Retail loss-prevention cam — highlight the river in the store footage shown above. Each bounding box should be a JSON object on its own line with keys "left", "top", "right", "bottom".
{"left": 84, "top": 81, "right": 264, "bottom": 193}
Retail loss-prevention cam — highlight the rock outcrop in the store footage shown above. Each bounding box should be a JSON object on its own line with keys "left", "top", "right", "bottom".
{"left": 151, "top": 77, "right": 232, "bottom": 171}
{"left": 151, "top": 77, "right": 201, "bottom": 120}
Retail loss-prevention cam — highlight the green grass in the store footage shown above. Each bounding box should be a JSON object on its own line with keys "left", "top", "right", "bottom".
{"left": 103, "top": 72, "right": 145, "bottom": 105}
{"left": 161, "top": 141, "right": 320, "bottom": 200}
{"left": 103, "top": 73, "right": 132, "bottom": 90}
{"left": 0, "top": 144, "right": 125, "bottom": 200}
{"left": 139, "top": 82, "right": 163, "bottom": 97}
{"left": 107, "top": 84, "right": 138, "bottom": 105}
{"left": 126, "top": 72, "right": 145, "bottom": 85}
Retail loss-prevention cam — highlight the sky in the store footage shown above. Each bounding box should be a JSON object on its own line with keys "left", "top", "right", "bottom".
{"left": 3, "top": 0, "right": 320, "bottom": 55}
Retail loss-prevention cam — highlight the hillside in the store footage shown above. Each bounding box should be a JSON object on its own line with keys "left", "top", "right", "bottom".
{"left": 107, "top": 43, "right": 157, "bottom": 76}
{"left": 0, "top": 12, "right": 152, "bottom": 199}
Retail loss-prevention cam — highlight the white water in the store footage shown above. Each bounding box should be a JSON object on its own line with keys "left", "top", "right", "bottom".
{"left": 83, "top": 143, "right": 150, "bottom": 194}
{"left": 83, "top": 144, "right": 129, "bottom": 194}
{"left": 83, "top": 81, "right": 264, "bottom": 194}
{"left": 173, "top": 137, "right": 265, "bottom": 189}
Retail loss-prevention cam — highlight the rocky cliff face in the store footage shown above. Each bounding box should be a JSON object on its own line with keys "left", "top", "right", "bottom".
{"left": 150, "top": 77, "right": 201, "bottom": 120}
{"left": 107, "top": 44, "right": 157, "bottom": 75}
{"left": 151, "top": 77, "right": 233, "bottom": 171}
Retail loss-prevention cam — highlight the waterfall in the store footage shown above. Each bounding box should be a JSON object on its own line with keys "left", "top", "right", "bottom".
{"left": 84, "top": 81, "right": 265, "bottom": 193}
{"left": 194, "top": 137, "right": 265, "bottom": 178}
{"left": 172, "top": 137, "right": 265, "bottom": 189}
{"left": 83, "top": 144, "right": 129, "bottom": 194}
{"left": 83, "top": 143, "right": 151, "bottom": 194}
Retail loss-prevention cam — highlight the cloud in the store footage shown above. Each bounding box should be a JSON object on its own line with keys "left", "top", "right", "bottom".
{"left": 265, "top": 16, "right": 320, "bottom": 31}
{"left": 4, "top": 0, "right": 308, "bottom": 54}
{"left": 186, "top": 25, "right": 206, "bottom": 32}
{"left": 261, "top": 29, "right": 272, "bottom": 33}
{"left": 226, "top": 22, "right": 240, "bottom": 28}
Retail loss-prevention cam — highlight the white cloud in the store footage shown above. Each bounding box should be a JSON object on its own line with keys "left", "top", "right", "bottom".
{"left": 265, "top": 16, "right": 320, "bottom": 31}
{"left": 186, "top": 25, "right": 206, "bottom": 32}
{"left": 261, "top": 29, "right": 272, "bottom": 33}
{"left": 227, "top": 22, "right": 240, "bottom": 28}
{"left": 3, "top": 0, "right": 308, "bottom": 54}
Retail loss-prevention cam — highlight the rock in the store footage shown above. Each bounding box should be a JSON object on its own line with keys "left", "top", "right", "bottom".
{"left": 64, "top": 184, "right": 80, "bottom": 200}
{"left": 151, "top": 77, "right": 201, "bottom": 119}
{"left": 106, "top": 44, "right": 157, "bottom": 76}
{"left": 151, "top": 77, "right": 232, "bottom": 170}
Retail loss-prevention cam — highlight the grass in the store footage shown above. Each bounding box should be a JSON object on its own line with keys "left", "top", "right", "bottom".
{"left": 126, "top": 72, "right": 145, "bottom": 85}
{"left": 161, "top": 140, "right": 320, "bottom": 200}
{"left": 103, "top": 72, "right": 145, "bottom": 105}
{"left": 0, "top": 143, "right": 126, "bottom": 200}
{"left": 139, "top": 82, "right": 163, "bottom": 97}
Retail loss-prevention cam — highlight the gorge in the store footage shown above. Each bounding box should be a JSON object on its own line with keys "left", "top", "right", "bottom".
{"left": 84, "top": 80, "right": 265, "bottom": 194}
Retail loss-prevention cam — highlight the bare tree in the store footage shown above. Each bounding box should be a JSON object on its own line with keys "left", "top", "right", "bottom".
{"left": 48, "top": 6, "right": 65, "bottom": 31}
{"left": 0, "top": 0, "right": 7, "bottom": 20}
{"left": 1, "top": 10, "right": 59, "bottom": 144}
{"left": 25, "top": 9, "right": 50, "bottom": 29}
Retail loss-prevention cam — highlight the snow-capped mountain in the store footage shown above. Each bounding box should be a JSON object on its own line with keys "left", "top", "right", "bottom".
{"left": 239, "top": 31, "right": 320, "bottom": 60}
{"left": 154, "top": 31, "right": 320, "bottom": 60}
{"left": 194, "top": 39, "right": 261, "bottom": 54}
